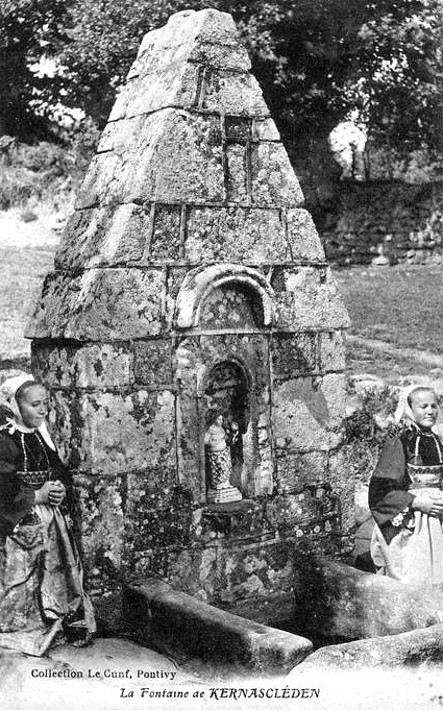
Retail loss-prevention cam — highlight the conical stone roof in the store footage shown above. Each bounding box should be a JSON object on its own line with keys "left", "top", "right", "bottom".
{"left": 27, "top": 8, "right": 348, "bottom": 341}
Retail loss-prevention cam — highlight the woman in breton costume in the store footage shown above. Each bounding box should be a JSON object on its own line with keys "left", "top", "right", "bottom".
{"left": 0, "top": 374, "right": 95, "bottom": 655}
{"left": 369, "top": 384, "right": 443, "bottom": 586}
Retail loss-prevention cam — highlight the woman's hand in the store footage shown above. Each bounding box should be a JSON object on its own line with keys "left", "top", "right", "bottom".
{"left": 412, "top": 492, "right": 443, "bottom": 516}
{"left": 34, "top": 480, "right": 66, "bottom": 506}
{"left": 34, "top": 481, "right": 53, "bottom": 505}
{"left": 48, "top": 480, "right": 66, "bottom": 507}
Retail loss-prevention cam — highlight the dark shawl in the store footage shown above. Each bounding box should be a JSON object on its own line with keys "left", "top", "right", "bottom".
{"left": 369, "top": 427, "right": 443, "bottom": 542}
{"left": 0, "top": 429, "right": 70, "bottom": 538}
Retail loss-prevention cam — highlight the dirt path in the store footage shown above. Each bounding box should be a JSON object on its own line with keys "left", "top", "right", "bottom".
{"left": 347, "top": 334, "right": 443, "bottom": 370}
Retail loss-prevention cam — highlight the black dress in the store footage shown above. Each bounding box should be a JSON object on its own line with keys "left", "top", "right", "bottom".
{"left": 0, "top": 424, "right": 96, "bottom": 655}
{"left": 369, "top": 425, "right": 443, "bottom": 585}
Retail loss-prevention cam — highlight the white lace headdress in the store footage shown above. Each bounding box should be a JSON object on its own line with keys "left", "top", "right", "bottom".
{"left": 0, "top": 374, "right": 56, "bottom": 450}
{"left": 394, "top": 383, "right": 439, "bottom": 431}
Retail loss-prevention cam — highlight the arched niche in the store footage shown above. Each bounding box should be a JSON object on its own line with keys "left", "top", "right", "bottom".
{"left": 175, "top": 264, "right": 275, "bottom": 329}
{"left": 203, "top": 359, "right": 249, "bottom": 493}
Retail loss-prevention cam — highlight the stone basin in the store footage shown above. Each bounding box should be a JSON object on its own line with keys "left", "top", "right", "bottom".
{"left": 123, "top": 579, "right": 313, "bottom": 675}
{"left": 124, "top": 559, "right": 443, "bottom": 674}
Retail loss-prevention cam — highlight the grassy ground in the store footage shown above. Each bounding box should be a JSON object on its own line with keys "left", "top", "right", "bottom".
{"left": 335, "top": 263, "right": 443, "bottom": 383}
{"left": 335, "top": 263, "right": 443, "bottom": 351}
{"left": 0, "top": 246, "right": 54, "bottom": 364}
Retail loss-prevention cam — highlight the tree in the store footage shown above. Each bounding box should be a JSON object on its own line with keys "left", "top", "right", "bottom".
{"left": 57, "top": 0, "right": 191, "bottom": 127}
{"left": 0, "top": 0, "right": 70, "bottom": 139}
{"left": 57, "top": 0, "right": 441, "bottom": 156}
{"left": 2, "top": 0, "right": 441, "bottom": 160}
{"left": 346, "top": 0, "right": 442, "bottom": 163}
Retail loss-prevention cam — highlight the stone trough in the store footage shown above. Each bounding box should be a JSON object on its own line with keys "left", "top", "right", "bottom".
{"left": 124, "top": 561, "right": 443, "bottom": 674}
{"left": 123, "top": 579, "right": 313, "bottom": 674}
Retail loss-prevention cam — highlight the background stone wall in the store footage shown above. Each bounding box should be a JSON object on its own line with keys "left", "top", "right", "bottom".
{"left": 319, "top": 180, "right": 443, "bottom": 266}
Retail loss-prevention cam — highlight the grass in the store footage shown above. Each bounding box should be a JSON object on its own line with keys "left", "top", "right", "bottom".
{"left": 0, "top": 247, "right": 54, "bottom": 363}
{"left": 334, "top": 263, "right": 443, "bottom": 383}
{"left": 335, "top": 263, "right": 443, "bottom": 352}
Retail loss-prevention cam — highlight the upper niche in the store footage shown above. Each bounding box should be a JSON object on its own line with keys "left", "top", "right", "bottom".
{"left": 174, "top": 264, "right": 275, "bottom": 330}
{"left": 199, "top": 282, "right": 264, "bottom": 330}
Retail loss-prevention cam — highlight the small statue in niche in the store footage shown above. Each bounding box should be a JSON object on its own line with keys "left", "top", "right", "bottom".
{"left": 204, "top": 413, "right": 242, "bottom": 503}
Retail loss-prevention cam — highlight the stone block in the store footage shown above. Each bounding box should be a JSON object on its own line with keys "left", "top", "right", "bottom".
{"left": 125, "top": 471, "right": 182, "bottom": 522}
{"left": 173, "top": 336, "right": 201, "bottom": 388}
{"left": 187, "top": 9, "right": 242, "bottom": 47}
{"left": 165, "top": 268, "right": 188, "bottom": 328}
{"left": 224, "top": 116, "right": 251, "bottom": 144}
{"left": 174, "top": 339, "right": 205, "bottom": 496}
{"left": 157, "top": 546, "right": 220, "bottom": 598}
{"left": 286, "top": 208, "right": 325, "bottom": 262}
{"left": 201, "top": 70, "right": 269, "bottom": 116}
{"left": 32, "top": 344, "right": 77, "bottom": 389}
{"left": 130, "top": 40, "right": 190, "bottom": 82}
{"left": 109, "top": 63, "right": 200, "bottom": 121}
{"left": 189, "top": 42, "right": 250, "bottom": 72}
{"left": 319, "top": 330, "right": 346, "bottom": 372}
{"left": 272, "top": 266, "right": 351, "bottom": 331}
{"left": 201, "top": 499, "right": 270, "bottom": 542}
{"left": 271, "top": 333, "right": 318, "bottom": 379}
{"left": 292, "top": 557, "right": 443, "bottom": 643}
{"left": 96, "top": 114, "right": 146, "bottom": 154}
{"left": 272, "top": 376, "right": 344, "bottom": 452}
{"left": 76, "top": 111, "right": 225, "bottom": 209}
{"left": 150, "top": 204, "right": 181, "bottom": 261}
{"left": 320, "top": 373, "right": 347, "bottom": 430}
{"left": 133, "top": 339, "right": 173, "bottom": 387}
{"left": 275, "top": 450, "right": 327, "bottom": 493}
{"left": 226, "top": 144, "right": 248, "bottom": 203}
{"left": 127, "top": 496, "right": 194, "bottom": 552}
{"left": 183, "top": 207, "right": 220, "bottom": 263}
{"left": 145, "top": 9, "right": 242, "bottom": 54}
{"left": 175, "top": 388, "right": 204, "bottom": 500}
{"left": 327, "top": 445, "right": 356, "bottom": 533}
{"left": 32, "top": 343, "right": 134, "bottom": 389}
{"left": 298, "top": 623, "right": 443, "bottom": 670}
{"left": 27, "top": 268, "right": 165, "bottom": 341}
{"left": 71, "top": 389, "right": 176, "bottom": 475}
{"left": 76, "top": 344, "right": 134, "bottom": 389}
{"left": 184, "top": 206, "right": 288, "bottom": 264}
{"left": 266, "top": 489, "right": 340, "bottom": 536}
{"left": 73, "top": 472, "right": 125, "bottom": 581}
{"left": 215, "top": 539, "right": 295, "bottom": 604}
{"left": 124, "top": 579, "right": 312, "bottom": 672}
{"left": 252, "top": 118, "right": 280, "bottom": 141}
{"left": 250, "top": 142, "right": 304, "bottom": 208}
{"left": 46, "top": 389, "right": 74, "bottom": 465}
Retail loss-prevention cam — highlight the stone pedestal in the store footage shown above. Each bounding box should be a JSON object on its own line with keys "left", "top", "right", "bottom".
{"left": 207, "top": 484, "right": 242, "bottom": 504}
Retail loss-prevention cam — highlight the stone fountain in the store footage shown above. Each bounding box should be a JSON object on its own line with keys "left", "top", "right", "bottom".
{"left": 26, "top": 9, "right": 352, "bottom": 636}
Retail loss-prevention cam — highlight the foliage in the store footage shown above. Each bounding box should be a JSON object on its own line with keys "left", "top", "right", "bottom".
{"left": 55, "top": 0, "right": 442, "bottom": 153}
{"left": 347, "top": 0, "right": 442, "bottom": 163}
{"left": 364, "top": 144, "right": 442, "bottom": 182}
{"left": 0, "top": 0, "right": 71, "bottom": 139}
{"left": 1, "top": 0, "right": 440, "bottom": 162}
{"left": 0, "top": 139, "right": 86, "bottom": 209}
